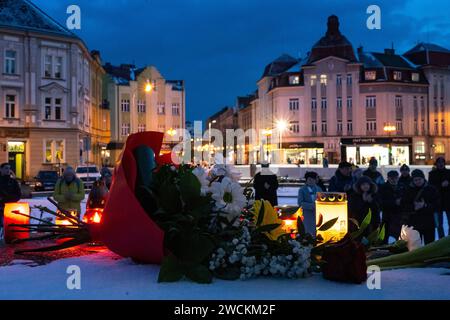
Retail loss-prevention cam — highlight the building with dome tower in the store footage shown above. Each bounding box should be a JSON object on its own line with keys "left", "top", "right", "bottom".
{"left": 216, "top": 15, "right": 450, "bottom": 166}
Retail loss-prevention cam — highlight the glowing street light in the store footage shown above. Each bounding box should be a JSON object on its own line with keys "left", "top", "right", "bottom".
{"left": 145, "top": 80, "right": 153, "bottom": 93}
{"left": 167, "top": 128, "right": 177, "bottom": 139}
{"left": 275, "top": 120, "right": 289, "bottom": 163}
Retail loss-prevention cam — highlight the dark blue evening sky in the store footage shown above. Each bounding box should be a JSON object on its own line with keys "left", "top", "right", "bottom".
{"left": 35, "top": 0, "right": 450, "bottom": 122}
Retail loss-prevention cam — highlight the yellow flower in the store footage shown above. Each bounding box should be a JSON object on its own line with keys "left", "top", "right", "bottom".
{"left": 253, "top": 200, "right": 286, "bottom": 241}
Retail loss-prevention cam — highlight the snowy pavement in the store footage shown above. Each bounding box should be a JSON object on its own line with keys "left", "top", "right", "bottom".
{"left": 0, "top": 250, "right": 449, "bottom": 300}
{"left": 0, "top": 196, "right": 448, "bottom": 300}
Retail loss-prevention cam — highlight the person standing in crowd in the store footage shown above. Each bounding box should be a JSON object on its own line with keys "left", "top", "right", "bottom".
{"left": 401, "top": 169, "right": 439, "bottom": 244}
{"left": 298, "top": 172, "right": 322, "bottom": 235}
{"left": 379, "top": 171, "right": 403, "bottom": 241}
{"left": 348, "top": 176, "right": 381, "bottom": 234}
{"left": 100, "top": 167, "right": 113, "bottom": 190}
{"left": 322, "top": 157, "right": 329, "bottom": 168}
{"left": 428, "top": 157, "right": 450, "bottom": 238}
{"left": 398, "top": 164, "right": 412, "bottom": 192}
{"left": 53, "top": 166, "right": 85, "bottom": 218}
{"left": 0, "top": 163, "right": 22, "bottom": 242}
{"left": 253, "top": 163, "right": 279, "bottom": 207}
{"left": 363, "top": 157, "right": 384, "bottom": 186}
{"left": 328, "top": 161, "right": 353, "bottom": 193}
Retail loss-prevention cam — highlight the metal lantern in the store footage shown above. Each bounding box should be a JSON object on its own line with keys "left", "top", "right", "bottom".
{"left": 315, "top": 192, "right": 348, "bottom": 242}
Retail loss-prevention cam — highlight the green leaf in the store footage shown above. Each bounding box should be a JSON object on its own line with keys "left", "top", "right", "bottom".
{"left": 378, "top": 224, "right": 386, "bottom": 242}
{"left": 256, "top": 201, "right": 265, "bottom": 226}
{"left": 367, "top": 227, "right": 381, "bottom": 245}
{"left": 159, "top": 180, "right": 182, "bottom": 213}
{"left": 158, "top": 255, "right": 184, "bottom": 283}
{"left": 318, "top": 217, "right": 338, "bottom": 231}
{"left": 179, "top": 171, "right": 201, "bottom": 204}
{"left": 185, "top": 264, "right": 213, "bottom": 284}
{"left": 253, "top": 223, "right": 281, "bottom": 234}
{"left": 350, "top": 210, "right": 372, "bottom": 240}
{"left": 297, "top": 216, "right": 306, "bottom": 236}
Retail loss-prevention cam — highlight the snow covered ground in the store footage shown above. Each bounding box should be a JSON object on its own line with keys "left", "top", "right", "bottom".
{"left": 0, "top": 250, "right": 449, "bottom": 300}
{"left": 0, "top": 196, "right": 448, "bottom": 300}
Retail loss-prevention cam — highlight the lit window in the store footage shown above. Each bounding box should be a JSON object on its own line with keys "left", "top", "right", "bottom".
{"left": 138, "top": 124, "right": 146, "bottom": 133}
{"left": 157, "top": 103, "right": 165, "bottom": 115}
{"left": 310, "top": 75, "right": 317, "bottom": 86}
{"left": 44, "top": 140, "right": 65, "bottom": 163}
{"left": 365, "top": 71, "right": 376, "bottom": 81}
{"left": 320, "top": 75, "right": 327, "bottom": 86}
{"left": 393, "top": 71, "right": 402, "bottom": 81}
{"left": 412, "top": 73, "right": 419, "bottom": 82}
{"left": 289, "top": 75, "right": 300, "bottom": 85}
{"left": 415, "top": 141, "right": 425, "bottom": 154}
{"left": 172, "top": 103, "right": 180, "bottom": 116}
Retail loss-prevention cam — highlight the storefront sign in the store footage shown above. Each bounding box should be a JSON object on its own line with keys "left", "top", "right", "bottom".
{"left": 341, "top": 137, "right": 412, "bottom": 145}
{"left": 0, "top": 129, "right": 29, "bottom": 139}
{"left": 282, "top": 142, "right": 324, "bottom": 149}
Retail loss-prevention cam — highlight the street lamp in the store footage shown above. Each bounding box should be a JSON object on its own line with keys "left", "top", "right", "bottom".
{"left": 262, "top": 128, "right": 273, "bottom": 162}
{"left": 208, "top": 120, "right": 217, "bottom": 164}
{"left": 276, "top": 120, "right": 288, "bottom": 164}
{"left": 145, "top": 80, "right": 153, "bottom": 93}
{"left": 383, "top": 123, "right": 396, "bottom": 165}
{"left": 167, "top": 128, "right": 177, "bottom": 140}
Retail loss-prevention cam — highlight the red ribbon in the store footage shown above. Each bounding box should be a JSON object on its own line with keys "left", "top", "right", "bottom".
{"left": 101, "top": 132, "right": 172, "bottom": 264}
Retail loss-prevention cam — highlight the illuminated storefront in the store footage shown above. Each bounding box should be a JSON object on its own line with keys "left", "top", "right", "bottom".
{"left": 282, "top": 142, "right": 325, "bottom": 165}
{"left": 341, "top": 138, "right": 412, "bottom": 166}
{"left": 7, "top": 141, "right": 26, "bottom": 180}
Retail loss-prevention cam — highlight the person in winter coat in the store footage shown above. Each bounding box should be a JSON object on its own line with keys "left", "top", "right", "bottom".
{"left": 53, "top": 166, "right": 85, "bottom": 217}
{"left": 328, "top": 161, "right": 353, "bottom": 193}
{"left": 348, "top": 176, "right": 381, "bottom": 234}
{"left": 428, "top": 157, "right": 450, "bottom": 238}
{"left": 298, "top": 172, "right": 322, "bottom": 235}
{"left": 398, "top": 164, "right": 412, "bottom": 193}
{"left": 379, "top": 170, "right": 403, "bottom": 241}
{"left": 401, "top": 169, "right": 439, "bottom": 244}
{"left": 100, "top": 167, "right": 113, "bottom": 190}
{"left": 0, "top": 163, "right": 22, "bottom": 240}
{"left": 253, "top": 163, "right": 279, "bottom": 207}
{"left": 363, "top": 157, "right": 384, "bottom": 186}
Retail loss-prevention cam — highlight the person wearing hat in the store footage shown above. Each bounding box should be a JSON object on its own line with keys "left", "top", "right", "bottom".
{"left": 53, "top": 166, "right": 85, "bottom": 217}
{"left": 401, "top": 169, "right": 439, "bottom": 244}
{"left": 348, "top": 176, "right": 381, "bottom": 234}
{"left": 428, "top": 157, "right": 450, "bottom": 238}
{"left": 253, "top": 162, "right": 279, "bottom": 207}
{"left": 363, "top": 157, "right": 384, "bottom": 186}
{"left": 298, "top": 172, "right": 323, "bottom": 235}
{"left": 398, "top": 164, "right": 412, "bottom": 192}
{"left": 328, "top": 161, "right": 353, "bottom": 193}
{"left": 379, "top": 170, "right": 403, "bottom": 241}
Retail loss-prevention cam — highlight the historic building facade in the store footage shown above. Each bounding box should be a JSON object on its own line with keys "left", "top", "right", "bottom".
{"left": 231, "top": 15, "right": 450, "bottom": 165}
{"left": 0, "top": 0, "right": 110, "bottom": 179}
{"left": 103, "top": 63, "right": 185, "bottom": 163}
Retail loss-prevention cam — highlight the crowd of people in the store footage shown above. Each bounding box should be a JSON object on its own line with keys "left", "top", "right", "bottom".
{"left": 300, "top": 157, "right": 449, "bottom": 244}
{"left": 254, "top": 157, "right": 449, "bottom": 245}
